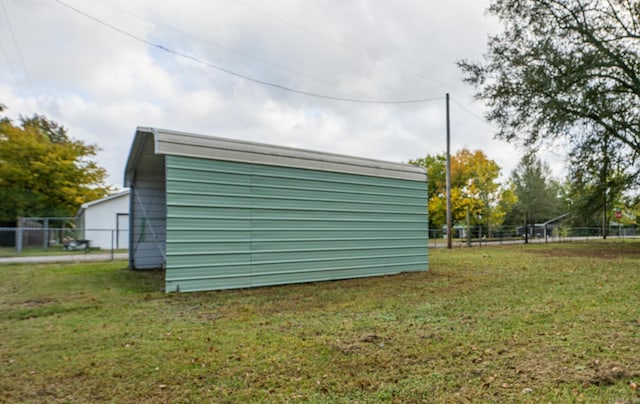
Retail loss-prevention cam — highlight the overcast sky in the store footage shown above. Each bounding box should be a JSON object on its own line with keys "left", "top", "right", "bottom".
{"left": 0, "top": 0, "right": 553, "bottom": 188}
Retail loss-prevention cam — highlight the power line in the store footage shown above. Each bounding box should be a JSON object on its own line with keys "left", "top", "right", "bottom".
{"left": 450, "top": 97, "right": 495, "bottom": 129}
{"left": 0, "top": 37, "right": 25, "bottom": 100}
{"left": 55, "top": 0, "right": 444, "bottom": 105}
{"left": 84, "top": 0, "right": 382, "bottom": 102}
{"left": 233, "top": 0, "right": 451, "bottom": 91}
{"left": 1, "top": 0, "right": 38, "bottom": 107}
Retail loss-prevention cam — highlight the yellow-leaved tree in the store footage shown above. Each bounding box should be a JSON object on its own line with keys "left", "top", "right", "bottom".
{"left": 410, "top": 148, "right": 515, "bottom": 235}
{"left": 0, "top": 109, "right": 111, "bottom": 223}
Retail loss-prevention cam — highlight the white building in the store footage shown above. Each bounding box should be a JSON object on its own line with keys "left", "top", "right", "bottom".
{"left": 75, "top": 189, "right": 130, "bottom": 250}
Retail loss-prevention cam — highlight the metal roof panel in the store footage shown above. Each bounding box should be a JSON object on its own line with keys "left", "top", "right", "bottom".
{"left": 126, "top": 127, "right": 426, "bottom": 182}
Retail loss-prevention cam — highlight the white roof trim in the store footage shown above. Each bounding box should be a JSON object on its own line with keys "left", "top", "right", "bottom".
{"left": 79, "top": 189, "right": 130, "bottom": 210}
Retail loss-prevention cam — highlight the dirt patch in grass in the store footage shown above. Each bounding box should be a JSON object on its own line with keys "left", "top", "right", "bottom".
{"left": 19, "top": 297, "right": 57, "bottom": 308}
{"left": 1, "top": 299, "right": 97, "bottom": 320}
{"left": 579, "top": 362, "right": 637, "bottom": 386}
{"left": 508, "top": 350, "right": 640, "bottom": 388}
{"left": 525, "top": 241, "right": 640, "bottom": 259}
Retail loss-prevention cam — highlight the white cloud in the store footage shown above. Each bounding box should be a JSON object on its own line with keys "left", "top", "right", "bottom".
{"left": 0, "top": 0, "right": 544, "bottom": 188}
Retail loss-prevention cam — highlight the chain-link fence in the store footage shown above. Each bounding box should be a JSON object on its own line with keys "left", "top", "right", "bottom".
{"left": 429, "top": 225, "right": 639, "bottom": 248}
{"left": 0, "top": 227, "right": 128, "bottom": 258}
{"left": 2, "top": 225, "right": 637, "bottom": 257}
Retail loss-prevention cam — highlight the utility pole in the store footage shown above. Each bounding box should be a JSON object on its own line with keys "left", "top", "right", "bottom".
{"left": 602, "top": 133, "right": 609, "bottom": 240}
{"left": 446, "top": 93, "right": 452, "bottom": 249}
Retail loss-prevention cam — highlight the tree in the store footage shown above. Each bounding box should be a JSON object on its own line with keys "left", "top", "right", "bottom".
{"left": 410, "top": 154, "right": 446, "bottom": 213}
{"left": 565, "top": 131, "right": 629, "bottom": 236}
{"left": 411, "top": 148, "right": 510, "bottom": 235}
{"left": 509, "top": 151, "right": 564, "bottom": 242}
{"left": 21, "top": 114, "right": 71, "bottom": 144}
{"left": 458, "top": 0, "right": 640, "bottom": 175}
{"left": 0, "top": 111, "right": 111, "bottom": 223}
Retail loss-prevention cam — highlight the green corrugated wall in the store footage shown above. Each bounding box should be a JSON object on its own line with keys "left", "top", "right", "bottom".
{"left": 165, "top": 155, "right": 428, "bottom": 292}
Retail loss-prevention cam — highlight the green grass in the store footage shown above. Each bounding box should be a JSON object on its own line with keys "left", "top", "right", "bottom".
{"left": 1, "top": 241, "right": 639, "bottom": 403}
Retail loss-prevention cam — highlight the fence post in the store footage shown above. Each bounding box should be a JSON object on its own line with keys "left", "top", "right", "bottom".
{"left": 15, "top": 227, "right": 22, "bottom": 256}
{"left": 111, "top": 230, "right": 115, "bottom": 261}
{"left": 43, "top": 218, "right": 49, "bottom": 249}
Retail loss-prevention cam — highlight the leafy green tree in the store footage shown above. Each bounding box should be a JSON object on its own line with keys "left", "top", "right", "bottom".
{"left": 565, "top": 131, "right": 629, "bottom": 236}
{"left": 622, "top": 194, "right": 640, "bottom": 227}
{"left": 458, "top": 0, "right": 640, "bottom": 181}
{"left": 410, "top": 154, "right": 446, "bottom": 209}
{"left": 509, "top": 151, "right": 564, "bottom": 242}
{"left": 0, "top": 110, "right": 110, "bottom": 223}
{"left": 494, "top": 181, "right": 517, "bottom": 233}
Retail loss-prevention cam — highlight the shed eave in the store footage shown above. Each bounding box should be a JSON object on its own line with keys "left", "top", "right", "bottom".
{"left": 124, "top": 127, "right": 155, "bottom": 186}
{"left": 128, "top": 127, "right": 426, "bottom": 182}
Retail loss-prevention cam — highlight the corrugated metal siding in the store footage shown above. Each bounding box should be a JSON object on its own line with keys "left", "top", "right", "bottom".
{"left": 165, "top": 155, "right": 427, "bottom": 292}
{"left": 130, "top": 182, "right": 166, "bottom": 269}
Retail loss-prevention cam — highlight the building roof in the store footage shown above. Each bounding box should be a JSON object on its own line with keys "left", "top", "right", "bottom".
{"left": 75, "top": 189, "right": 130, "bottom": 218}
{"left": 80, "top": 189, "right": 130, "bottom": 210}
{"left": 124, "top": 127, "right": 427, "bottom": 185}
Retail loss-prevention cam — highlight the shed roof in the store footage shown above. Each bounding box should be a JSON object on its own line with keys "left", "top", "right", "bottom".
{"left": 125, "top": 127, "right": 426, "bottom": 184}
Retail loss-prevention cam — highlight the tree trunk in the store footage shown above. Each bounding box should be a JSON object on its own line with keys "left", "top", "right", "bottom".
{"left": 602, "top": 199, "right": 608, "bottom": 240}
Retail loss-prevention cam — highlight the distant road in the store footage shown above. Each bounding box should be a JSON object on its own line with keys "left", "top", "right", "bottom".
{"left": 0, "top": 252, "right": 128, "bottom": 264}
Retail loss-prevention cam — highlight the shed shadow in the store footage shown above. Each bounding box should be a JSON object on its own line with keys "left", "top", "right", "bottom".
{"left": 98, "top": 266, "right": 165, "bottom": 294}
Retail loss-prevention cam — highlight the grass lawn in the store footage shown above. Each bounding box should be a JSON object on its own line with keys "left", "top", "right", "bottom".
{"left": 1, "top": 241, "right": 639, "bottom": 403}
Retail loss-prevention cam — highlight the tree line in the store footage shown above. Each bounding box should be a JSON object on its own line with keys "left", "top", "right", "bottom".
{"left": 1, "top": 99, "right": 637, "bottom": 238}
{"left": 410, "top": 148, "right": 638, "bottom": 236}
{"left": 2, "top": 0, "right": 638, "bottom": 236}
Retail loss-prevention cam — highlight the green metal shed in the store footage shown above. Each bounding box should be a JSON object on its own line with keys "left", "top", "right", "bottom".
{"left": 124, "top": 127, "right": 428, "bottom": 292}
